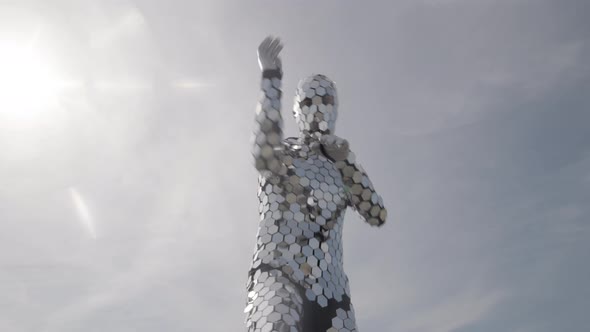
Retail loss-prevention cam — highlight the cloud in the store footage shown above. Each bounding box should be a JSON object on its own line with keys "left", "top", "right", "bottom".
{"left": 400, "top": 287, "right": 505, "bottom": 332}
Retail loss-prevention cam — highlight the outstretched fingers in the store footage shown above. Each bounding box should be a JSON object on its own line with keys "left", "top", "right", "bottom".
{"left": 258, "top": 36, "right": 273, "bottom": 55}
{"left": 269, "top": 38, "right": 283, "bottom": 58}
{"left": 258, "top": 36, "right": 283, "bottom": 70}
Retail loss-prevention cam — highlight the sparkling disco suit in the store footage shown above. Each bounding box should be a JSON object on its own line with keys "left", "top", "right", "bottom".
{"left": 246, "top": 69, "right": 387, "bottom": 332}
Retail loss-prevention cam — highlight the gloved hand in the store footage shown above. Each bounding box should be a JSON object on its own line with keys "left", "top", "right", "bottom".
{"left": 257, "top": 36, "right": 283, "bottom": 71}
{"left": 320, "top": 134, "right": 349, "bottom": 162}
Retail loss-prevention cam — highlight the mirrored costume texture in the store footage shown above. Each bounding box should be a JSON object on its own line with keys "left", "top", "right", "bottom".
{"left": 246, "top": 69, "right": 387, "bottom": 332}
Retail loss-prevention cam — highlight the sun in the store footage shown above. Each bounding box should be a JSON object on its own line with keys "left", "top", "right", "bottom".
{"left": 0, "top": 37, "right": 66, "bottom": 125}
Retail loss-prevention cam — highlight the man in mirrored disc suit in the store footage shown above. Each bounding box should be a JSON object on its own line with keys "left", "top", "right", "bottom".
{"left": 246, "top": 36, "right": 387, "bottom": 332}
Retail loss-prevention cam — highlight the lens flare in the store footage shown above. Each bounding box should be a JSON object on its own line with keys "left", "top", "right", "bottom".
{"left": 69, "top": 187, "right": 97, "bottom": 239}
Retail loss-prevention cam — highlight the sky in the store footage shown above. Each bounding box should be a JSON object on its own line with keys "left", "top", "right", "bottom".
{"left": 0, "top": 0, "right": 589, "bottom": 331}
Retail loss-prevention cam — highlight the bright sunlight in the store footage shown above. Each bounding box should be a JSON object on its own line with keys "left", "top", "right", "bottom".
{"left": 0, "top": 34, "right": 67, "bottom": 125}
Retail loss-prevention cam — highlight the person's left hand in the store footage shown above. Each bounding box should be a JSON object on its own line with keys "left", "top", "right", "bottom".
{"left": 320, "top": 134, "right": 349, "bottom": 161}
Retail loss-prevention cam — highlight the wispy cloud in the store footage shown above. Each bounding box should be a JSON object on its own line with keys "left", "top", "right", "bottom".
{"left": 400, "top": 287, "right": 506, "bottom": 332}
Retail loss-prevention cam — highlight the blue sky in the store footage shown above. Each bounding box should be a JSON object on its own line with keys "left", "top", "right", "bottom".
{"left": 0, "top": 0, "right": 589, "bottom": 331}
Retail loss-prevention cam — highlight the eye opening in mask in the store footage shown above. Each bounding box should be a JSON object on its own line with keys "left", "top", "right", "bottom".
{"left": 299, "top": 95, "right": 335, "bottom": 108}
{"left": 299, "top": 98, "right": 313, "bottom": 107}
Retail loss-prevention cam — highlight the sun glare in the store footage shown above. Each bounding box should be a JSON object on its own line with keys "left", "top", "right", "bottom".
{"left": 0, "top": 38, "right": 66, "bottom": 124}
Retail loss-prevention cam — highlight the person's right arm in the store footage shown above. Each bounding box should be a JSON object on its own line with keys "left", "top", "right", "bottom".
{"left": 252, "top": 36, "right": 286, "bottom": 177}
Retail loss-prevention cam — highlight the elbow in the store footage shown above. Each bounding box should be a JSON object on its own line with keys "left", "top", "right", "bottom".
{"left": 366, "top": 205, "right": 387, "bottom": 227}
{"left": 354, "top": 195, "right": 387, "bottom": 227}
{"left": 252, "top": 142, "right": 273, "bottom": 171}
{"left": 252, "top": 150, "right": 284, "bottom": 177}
{"left": 253, "top": 155, "right": 267, "bottom": 173}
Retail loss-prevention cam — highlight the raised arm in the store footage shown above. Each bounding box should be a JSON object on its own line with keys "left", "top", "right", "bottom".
{"left": 252, "top": 37, "right": 286, "bottom": 177}
{"left": 334, "top": 150, "right": 387, "bottom": 226}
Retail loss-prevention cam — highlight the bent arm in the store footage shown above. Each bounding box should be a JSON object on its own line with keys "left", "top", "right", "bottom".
{"left": 252, "top": 68, "right": 285, "bottom": 177}
{"left": 335, "top": 151, "right": 387, "bottom": 226}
